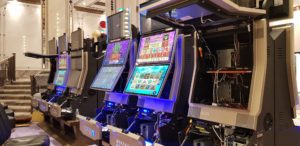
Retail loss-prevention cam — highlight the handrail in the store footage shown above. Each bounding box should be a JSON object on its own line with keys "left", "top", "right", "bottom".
{"left": 0, "top": 53, "right": 16, "bottom": 86}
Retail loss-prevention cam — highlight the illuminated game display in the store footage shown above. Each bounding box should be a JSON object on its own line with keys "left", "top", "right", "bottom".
{"left": 103, "top": 40, "right": 130, "bottom": 65}
{"left": 58, "top": 56, "right": 67, "bottom": 69}
{"left": 91, "top": 66, "right": 123, "bottom": 90}
{"left": 137, "top": 31, "right": 176, "bottom": 64}
{"left": 54, "top": 70, "right": 67, "bottom": 86}
{"left": 125, "top": 65, "right": 169, "bottom": 96}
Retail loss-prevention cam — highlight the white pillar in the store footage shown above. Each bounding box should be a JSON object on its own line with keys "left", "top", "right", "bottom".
{"left": 46, "top": 0, "right": 69, "bottom": 40}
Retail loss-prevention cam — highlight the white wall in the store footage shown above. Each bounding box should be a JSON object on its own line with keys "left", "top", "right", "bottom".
{"left": 294, "top": 10, "right": 300, "bottom": 53}
{"left": 73, "top": 10, "right": 105, "bottom": 38}
{"left": 3, "top": 2, "right": 42, "bottom": 69}
{"left": 47, "top": 0, "right": 68, "bottom": 40}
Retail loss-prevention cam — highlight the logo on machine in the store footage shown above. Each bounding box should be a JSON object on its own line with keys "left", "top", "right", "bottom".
{"left": 116, "top": 140, "right": 129, "bottom": 146}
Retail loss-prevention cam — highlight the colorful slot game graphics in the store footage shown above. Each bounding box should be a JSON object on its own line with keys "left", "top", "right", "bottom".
{"left": 137, "top": 31, "right": 175, "bottom": 64}
{"left": 54, "top": 70, "right": 66, "bottom": 86}
{"left": 59, "top": 56, "right": 67, "bottom": 69}
{"left": 125, "top": 65, "right": 169, "bottom": 96}
{"left": 103, "top": 40, "right": 130, "bottom": 65}
{"left": 91, "top": 66, "right": 123, "bottom": 90}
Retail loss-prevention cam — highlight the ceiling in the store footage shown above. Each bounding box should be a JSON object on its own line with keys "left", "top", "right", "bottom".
{"left": 295, "top": 0, "right": 300, "bottom": 7}
{"left": 73, "top": 0, "right": 105, "bottom": 14}
{"left": 0, "top": 0, "right": 7, "bottom": 8}
{"left": 1, "top": 0, "right": 105, "bottom": 14}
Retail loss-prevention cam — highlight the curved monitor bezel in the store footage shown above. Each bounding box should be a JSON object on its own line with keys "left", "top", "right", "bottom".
{"left": 124, "top": 64, "right": 171, "bottom": 97}
{"left": 90, "top": 66, "right": 125, "bottom": 91}
{"left": 102, "top": 39, "right": 131, "bottom": 66}
{"left": 136, "top": 30, "right": 177, "bottom": 65}
{"left": 90, "top": 39, "right": 132, "bottom": 92}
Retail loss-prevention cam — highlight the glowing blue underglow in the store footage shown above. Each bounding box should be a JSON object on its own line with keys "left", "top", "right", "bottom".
{"left": 145, "top": 141, "right": 153, "bottom": 146}
{"left": 143, "top": 109, "right": 149, "bottom": 113}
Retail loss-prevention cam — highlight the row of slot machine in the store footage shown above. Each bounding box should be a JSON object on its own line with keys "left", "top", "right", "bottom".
{"left": 31, "top": 1, "right": 300, "bottom": 145}
{"left": 72, "top": 8, "right": 193, "bottom": 145}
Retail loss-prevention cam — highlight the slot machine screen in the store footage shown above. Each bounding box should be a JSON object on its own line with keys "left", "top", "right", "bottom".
{"left": 91, "top": 66, "right": 124, "bottom": 90}
{"left": 137, "top": 31, "right": 176, "bottom": 64}
{"left": 103, "top": 40, "right": 130, "bottom": 65}
{"left": 54, "top": 70, "right": 67, "bottom": 86}
{"left": 58, "top": 55, "right": 68, "bottom": 69}
{"left": 125, "top": 65, "right": 169, "bottom": 96}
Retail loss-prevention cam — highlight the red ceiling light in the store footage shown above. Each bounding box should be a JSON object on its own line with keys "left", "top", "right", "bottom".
{"left": 100, "top": 21, "right": 106, "bottom": 28}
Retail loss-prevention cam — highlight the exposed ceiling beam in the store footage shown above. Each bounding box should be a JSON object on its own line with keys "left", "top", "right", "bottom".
{"left": 74, "top": 5, "right": 104, "bottom": 14}
{"left": 94, "top": 1, "right": 105, "bottom": 6}
{"left": 17, "top": 0, "right": 40, "bottom": 5}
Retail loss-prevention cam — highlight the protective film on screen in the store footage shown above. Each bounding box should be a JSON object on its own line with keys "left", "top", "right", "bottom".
{"left": 103, "top": 40, "right": 130, "bottom": 65}
{"left": 91, "top": 66, "right": 123, "bottom": 90}
{"left": 54, "top": 70, "right": 67, "bottom": 86}
{"left": 125, "top": 65, "right": 169, "bottom": 96}
{"left": 137, "top": 31, "right": 176, "bottom": 64}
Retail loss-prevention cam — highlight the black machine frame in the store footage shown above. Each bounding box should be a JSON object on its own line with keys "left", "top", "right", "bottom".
{"left": 124, "top": 29, "right": 178, "bottom": 98}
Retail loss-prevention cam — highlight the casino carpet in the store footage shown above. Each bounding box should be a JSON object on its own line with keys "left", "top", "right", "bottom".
{"left": 10, "top": 123, "right": 62, "bottom": 146}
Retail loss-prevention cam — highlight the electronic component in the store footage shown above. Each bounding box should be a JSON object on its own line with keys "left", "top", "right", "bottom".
{"left": 216, "top": 49, "right": 234, "bottom": 68}
{"left": 217, "top": 81, "right": 233, "bottom": 103}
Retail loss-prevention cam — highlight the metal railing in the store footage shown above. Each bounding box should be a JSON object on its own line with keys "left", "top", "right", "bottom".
{"left": 0, "top": 53, "right": 16, "bottom": 86}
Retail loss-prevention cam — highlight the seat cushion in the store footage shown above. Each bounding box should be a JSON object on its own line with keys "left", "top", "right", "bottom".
{"left": 4, "top": 135, "right": 50, "bottom": 146}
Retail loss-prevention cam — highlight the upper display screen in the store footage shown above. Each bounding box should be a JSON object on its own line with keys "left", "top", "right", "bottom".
{"left": 103, "top": 40, "right": 130, "bottom": 65}
{"left": 58, "top": 34, "right": 68, "bottom": 52}
{"left": 137, "top": 31, "right": 176, "bottom": 64}
{"left": 58, "top": 55, "right": 68, "bottom": 69}
{"left": 90, "top": 66, "right": 123, "bottom": 91}
{"left": 54, "top": 70, "right": 67, "bottom": 86}
{"left": 124, "top": 65, "right": 169, "bottom": 96}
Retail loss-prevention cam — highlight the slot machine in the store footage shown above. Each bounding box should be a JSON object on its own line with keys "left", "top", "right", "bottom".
{"left": 77, "top": 9, "right": 139, "bottom": 144}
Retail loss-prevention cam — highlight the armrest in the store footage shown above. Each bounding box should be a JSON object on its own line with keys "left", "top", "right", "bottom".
{"left": 24, "top": 52, "right": 58, "bottom": 59}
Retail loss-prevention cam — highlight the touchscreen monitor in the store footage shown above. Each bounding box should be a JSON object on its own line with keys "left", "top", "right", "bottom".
{"left": 103, "top": 40, "right": 130, "bottom": 65}
{"left": 137, "top": 31, "right": 176, "bottom": 64}
{"left": 91, "top": 66, "right": 124, "bottom": 90}
{"left": 124, "top": 65, "right": 169, "bottom": 96}
{"left": 54, "top": 70, "right": 67, "bottom": 86}
{"left": 58, "top": 55, "right": 68, "bottom": 69}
